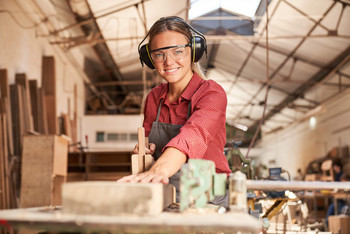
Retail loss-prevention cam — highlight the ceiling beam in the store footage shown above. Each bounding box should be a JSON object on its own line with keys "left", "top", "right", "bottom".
{"left": 249, "top": 45, "right": 350, "bottom": 131}
{"left": 237, "top": 0, "right": 337, "bottom": 129}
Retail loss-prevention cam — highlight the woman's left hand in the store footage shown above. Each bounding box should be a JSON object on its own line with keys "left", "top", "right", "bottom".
{"left": 117, "top": 170, "right": 169, "bottom": 184}
{"left": 117, "top": 147, "right": 186, "bottom": 184}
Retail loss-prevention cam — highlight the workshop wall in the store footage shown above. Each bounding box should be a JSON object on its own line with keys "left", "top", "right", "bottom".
{"left": 258, "top": 89, "right": 350, "bottom": 179}
{"left": 0, "top": 0, "right": 86, "bottom": 142}
{"left": 81, "top": 115, "right": 143, "bottom": 151}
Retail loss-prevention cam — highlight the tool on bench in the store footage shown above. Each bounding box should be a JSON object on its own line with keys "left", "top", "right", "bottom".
{"left": 131, "top": 127, "right": 154, "bottom": 174}
{"left": 180, "top": 159, "right": 228, "bottom": 211}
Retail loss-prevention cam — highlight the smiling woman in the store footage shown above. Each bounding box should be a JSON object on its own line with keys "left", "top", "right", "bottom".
{"left": 118, "top": 16, "right": 231, "bottom": 206}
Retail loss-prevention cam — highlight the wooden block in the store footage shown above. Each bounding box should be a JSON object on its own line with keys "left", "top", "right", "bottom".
{"left": 51, "top": 175, "right": 66, "bottom": 206}
{"left": 53, "top": 135, "right": 69, "bottom": 176}
{"left": 328, "top": 215, "right": 350, "bottom": 234}
{"left": 144, "top": 154, "right": 154, "bottom": 171}
{"left": 20, "top": 135, "right": 68, "bottom": 208}
{"left": 131, "top": 154, "right": 139, "bottom": 175}
{"left": 62, "top": 182, "right": 174, "bottom": 216}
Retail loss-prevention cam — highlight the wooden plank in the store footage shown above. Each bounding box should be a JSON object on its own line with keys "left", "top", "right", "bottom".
{"left": 29, "top": 80, "right": 39, "bottom": 132}
{"left": 37, "top": 88, "right": 48, "bottom": 134}
{"left": 0, "top": 103, "right": 5, "bottom": 209}
{"left": 60, "top": 113, "right": 72, "bottom": 140}
{"left": 10, "top": 84, "right": 25, "bottom": 157}
{"left": 0, "top": 100, "right": 10, "bottom": 209}
{"left": 72, "top": 84, "right": 77, "bottom": 144}
{"left": 45, "top": 95, "right": 57, "bottom": 134}
{"left": 0, "top": 69, "right": 14, "bottom": 156}
{"left": 62, "top": 182, "right": 174, "bottom": 216}
{"left": 15, "top": 73, "right": 34, "bottom": 133}
{"left": 20, "top": 135, "right": 68, "bottom": 208}
{"left": 41, "top": 56, "right": 57, "bottom": 134}
{"left": 53, "top": 135, "right": 68, "bottom": 176}
{"left": 42, "top": 56, "right": 55, "bottom": 96}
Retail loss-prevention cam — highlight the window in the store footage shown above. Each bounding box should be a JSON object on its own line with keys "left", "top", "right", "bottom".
{"left": 130, "top": 133, "right": 138, "bottom": 141}
{"left": 189, "top": 0, "right": 262, "bottom": 19}
{"left": 96, "top": 131, "right": 105, "bottom": 142}
{"left": 95, "top": 132, "right": 137, "bottom": 142}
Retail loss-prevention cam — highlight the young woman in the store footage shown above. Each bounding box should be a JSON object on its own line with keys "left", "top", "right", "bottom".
{"left": 118, "top": 16, "right": 231, "bottom": 205}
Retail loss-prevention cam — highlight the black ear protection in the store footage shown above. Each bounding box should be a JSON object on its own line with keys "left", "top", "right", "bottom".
{"left": 138, "top": 16, "right": 207, "bottom": 69}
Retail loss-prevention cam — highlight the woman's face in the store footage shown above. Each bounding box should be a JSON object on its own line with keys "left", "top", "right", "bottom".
{"left": 150, "top": 30, "right": 193, "bottom": 85}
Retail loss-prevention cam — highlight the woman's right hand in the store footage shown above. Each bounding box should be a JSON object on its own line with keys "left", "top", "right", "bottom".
{"left": 133, "top": 143, "right": 156, "bottom": 155}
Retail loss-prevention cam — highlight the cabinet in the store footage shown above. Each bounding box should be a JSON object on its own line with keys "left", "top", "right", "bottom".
{"left": 68, "top": 151, "right": 131, "bottom": 181}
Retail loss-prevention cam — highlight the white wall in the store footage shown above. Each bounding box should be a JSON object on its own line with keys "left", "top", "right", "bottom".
{"left": 0, "top": 0, "right": 86, "bottom": 141}
{"left": 257, "top": 89, "right": 350, "bottom": 178}
{"left": 81, "top": 115, "right": 143, "bottom": 151}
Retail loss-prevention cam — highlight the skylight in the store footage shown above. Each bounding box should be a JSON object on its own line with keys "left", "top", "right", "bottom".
{"left": 189, "top": 0, "right": 261, "bottom": 19}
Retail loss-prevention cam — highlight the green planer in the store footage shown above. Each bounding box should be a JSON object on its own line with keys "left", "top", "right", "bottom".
{"left": 180, "top": 159, "right": 228, "bottom": 211}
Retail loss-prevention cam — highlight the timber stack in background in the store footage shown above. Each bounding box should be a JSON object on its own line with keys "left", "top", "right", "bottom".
{"left": 0, "top": 56, "right": 77, "bottom": 210}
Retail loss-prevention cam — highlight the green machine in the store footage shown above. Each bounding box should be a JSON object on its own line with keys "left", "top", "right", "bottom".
{"left": 180, "top": 159, "right": 227, "bottom": 212}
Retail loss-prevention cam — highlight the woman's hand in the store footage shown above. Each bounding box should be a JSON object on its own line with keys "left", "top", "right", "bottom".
{"left": 116, "top": 170, "right": 169, "bottom": 184}
{"left": 117, "top": 147, "right": 187, "bottom": 184}
{"left": 133, "top": 143, "right": 156, "bottom": 155}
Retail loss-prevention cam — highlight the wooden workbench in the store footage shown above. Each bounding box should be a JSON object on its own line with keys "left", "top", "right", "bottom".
{"left": 0, "top": 206, "right": 261, "bottom": 233}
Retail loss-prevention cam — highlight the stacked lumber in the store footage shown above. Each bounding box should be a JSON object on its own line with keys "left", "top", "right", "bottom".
{"left": 0, "top": 55, "right": 78, "bottom": 209}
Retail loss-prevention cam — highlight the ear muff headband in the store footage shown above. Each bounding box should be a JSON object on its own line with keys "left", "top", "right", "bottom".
{"left": 192, "top": 36, "right": 196, "bottom": 63}
{"left": 146, "top": 44, "right": 155, "bottom": 68}
{"left": 138, "top": 16, "right": 207, "bottom": 69}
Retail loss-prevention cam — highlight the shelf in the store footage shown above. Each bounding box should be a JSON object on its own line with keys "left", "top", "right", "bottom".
{"left": 67, "top": 151, "right": 132, "bottom": 182}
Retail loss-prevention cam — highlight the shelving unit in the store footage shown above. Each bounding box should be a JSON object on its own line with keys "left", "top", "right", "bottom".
{"left": 68, "top": 150, "right": 131, "bottom": 181}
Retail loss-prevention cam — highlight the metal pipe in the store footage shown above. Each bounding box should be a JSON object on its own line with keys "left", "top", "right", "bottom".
{"left": 247, "top": 180, "right": 350, "bottom": 191}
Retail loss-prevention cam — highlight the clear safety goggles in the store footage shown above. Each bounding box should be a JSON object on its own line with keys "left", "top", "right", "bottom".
{"left": 150, "top": 44, "right": 190, "bottom": 63}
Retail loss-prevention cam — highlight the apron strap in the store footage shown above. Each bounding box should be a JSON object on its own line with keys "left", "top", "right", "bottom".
{"left": 155, "top": 98, "right": 164, "bottom": 122}
{"left": 187, "top": 101, "right": 192, "bottom": 120}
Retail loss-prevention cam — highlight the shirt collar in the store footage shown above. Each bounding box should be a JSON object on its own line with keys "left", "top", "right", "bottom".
{"left": 180, "top": 72, "right": 203, "bottom": 101}
{"left": 159, "top": 72, "right": 203, "bottom": 104}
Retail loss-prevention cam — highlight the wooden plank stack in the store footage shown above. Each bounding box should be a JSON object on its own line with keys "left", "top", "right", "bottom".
{"left": 0, "top": 55, "right": 77, "bottom": 209}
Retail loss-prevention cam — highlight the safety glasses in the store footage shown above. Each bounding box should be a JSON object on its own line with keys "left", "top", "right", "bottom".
{"left": 150, "top": 44, "right": 190, "bottom": 63}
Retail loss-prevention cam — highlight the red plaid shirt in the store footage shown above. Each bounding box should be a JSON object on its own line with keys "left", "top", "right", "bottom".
{"left": 143, "top": 73, "right": 231, "bottom": 175}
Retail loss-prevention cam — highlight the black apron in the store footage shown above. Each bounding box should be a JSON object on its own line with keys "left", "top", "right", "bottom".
{"left": 148, "top": 98, "right": 191, "bottom": 202}
{"left": 148, "top": 98, "right": 228, "bottom": 206}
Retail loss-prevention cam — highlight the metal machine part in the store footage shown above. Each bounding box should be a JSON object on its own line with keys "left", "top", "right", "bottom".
{"left": 180, "top": 159, "right": 227, "bottom": 212}
{"left": 228, "top": 171, "right": 247, "bottom": 212}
